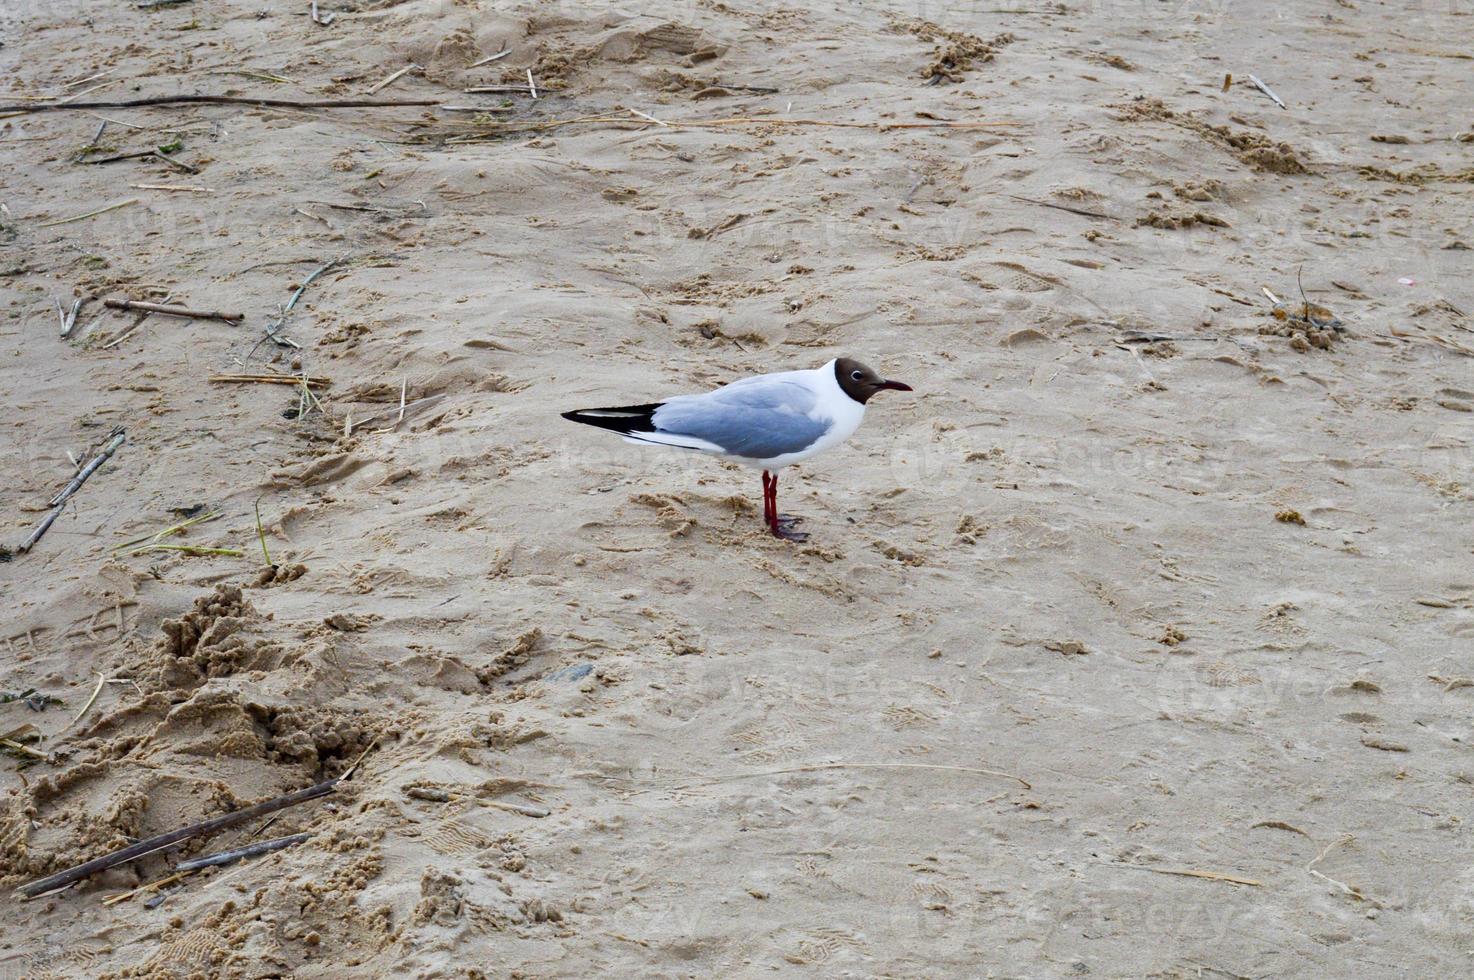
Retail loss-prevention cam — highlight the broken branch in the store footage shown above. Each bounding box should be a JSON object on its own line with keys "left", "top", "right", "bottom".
{"left": 18, "top": 427, "right": 126, "bottom": 554}
{"left": 175, "top": 832, "right": 312, "bottom": 872}
{"left": 103, "top": 298, "right": 243, "bottom": 323}
{"left": 18, "top": 778, "right": 339, "bottom": 898}
{"left": 0, "top": 94, "right": 441, "bottom": 114}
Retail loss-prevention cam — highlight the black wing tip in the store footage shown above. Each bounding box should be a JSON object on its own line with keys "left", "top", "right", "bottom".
{"left": 560, "top": 403, "right": 662, "bottom": 434}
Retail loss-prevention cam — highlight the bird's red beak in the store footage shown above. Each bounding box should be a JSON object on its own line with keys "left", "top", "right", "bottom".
{"left": 877, "top": 380, "right": 913, "bottom": 392}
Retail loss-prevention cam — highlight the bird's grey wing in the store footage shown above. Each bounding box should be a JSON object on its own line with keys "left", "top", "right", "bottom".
{"left": 652, "top": 380, "right": 829, "bottom": 459}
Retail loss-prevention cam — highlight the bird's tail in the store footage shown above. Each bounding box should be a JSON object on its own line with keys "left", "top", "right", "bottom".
{"left": 560, "top": 403, "right": 662, "bottom": 435}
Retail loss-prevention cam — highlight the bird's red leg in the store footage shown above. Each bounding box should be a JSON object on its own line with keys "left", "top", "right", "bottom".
{"left": 761, "top": 471, "right": 774, "bottom": 528}
{"left": 767, "top": 470, "right": 808, "bottom": 542}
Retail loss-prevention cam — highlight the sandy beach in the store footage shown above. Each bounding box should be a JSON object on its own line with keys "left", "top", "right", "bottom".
{"left": 2, "top": 0, "right": 1472, "bottom": 976}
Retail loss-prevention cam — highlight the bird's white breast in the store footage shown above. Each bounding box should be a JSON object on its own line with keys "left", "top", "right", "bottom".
{"left": 759, "top": 363, "right": 865, "bottom": 468}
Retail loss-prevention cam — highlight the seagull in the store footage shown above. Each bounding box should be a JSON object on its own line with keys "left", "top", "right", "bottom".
{"left": 561, "top": 357, "right": 912, "bottom": 540}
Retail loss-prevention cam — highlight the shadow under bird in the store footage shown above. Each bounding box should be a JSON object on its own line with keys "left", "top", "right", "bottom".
{"left": 561, "top": 357, "right": 912, "bottom": 540}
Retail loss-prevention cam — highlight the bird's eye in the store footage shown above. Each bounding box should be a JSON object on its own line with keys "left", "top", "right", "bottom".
{"left": 851, "top": 370, "right": 863, "bottom": 380}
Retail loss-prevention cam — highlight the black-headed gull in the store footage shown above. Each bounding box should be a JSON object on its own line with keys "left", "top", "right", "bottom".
{"left": 561, "top": 357, "right": 912, "bottom": 540}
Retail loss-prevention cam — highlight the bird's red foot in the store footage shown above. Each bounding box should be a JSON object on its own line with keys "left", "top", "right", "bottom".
{"left": 770, "top": 514, "right": 808, "bottom": 542}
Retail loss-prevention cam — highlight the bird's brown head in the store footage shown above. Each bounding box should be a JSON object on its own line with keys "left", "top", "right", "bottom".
{"left": 834, "top": 357, "right": 913, "bottom": 404}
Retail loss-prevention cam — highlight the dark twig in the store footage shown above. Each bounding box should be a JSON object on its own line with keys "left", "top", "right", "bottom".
{"left": 18, "top": 427, "right": 126, "bottom": 554}
{"left": 463, "top": 85, "right": 548, "bottom": 95}
{"left": 1007, "top": 194, "right": 1115, "bottom": 221}
{"left": 0, "top": 95, "right": 441, "bottom": 115}
{"left": 103, "top": 298, "right": 242, "bottom": 322}
{"left": 78, "top": 150, "right": 154, "bottom": 165}
{"left": 468, "top": 44, "right": 511, "bottom": 68}
{"left": 175, "top": 833, "right": 312, "bottom": 872}
{"left": 78, "top": 150, "right": 198, "bottom": 173}
{"left": 73, "top": 119, "right": 107, "bottom": 162}
{"left": 151, "top": 150, "right": 199, "bottom": 173}
{"left": 713, "top": 82, "right": 779, "bottom": 94}
{"left": 17, "top": 778, "right": 338, "bottom": 898}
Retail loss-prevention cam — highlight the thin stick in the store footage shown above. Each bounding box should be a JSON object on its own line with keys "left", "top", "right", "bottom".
{"left": 129, "top": 183, "right": 215, "bottom": 193}
{"left": 633, "top": 115, "right": 1015, "bottom": 131}
{"left": 120, "top": 543, "right": 243, "bottom": 558}
{"left": 100, "top": 291, "right": 171, "bottom": 350}
{"left": 67, "top": 68, "right": 119, "bottom": 90}
{"left": 682, "top": 761, "right": 1031, "bottom": 790}
{"left": 249, "top": 815, "right": 282, "bottom": 842}
{"left": 1246, "top": 73, "right": 1287, "bottom": 110}
{"left": 207, "top": 69, "right": 294, "bottom": 84}
{"left": 468, "top": 45, "right": 511, "bottom": 68}
{"left": 368, "top": 64, "right": 419, "bottom": 94}
{"left": 17, "top": 778, "right": 340, "bottom": 898}
{"left": 344, "top": 393, "right": 445, "bottom": 435}
{"left": 84, "top": 112, "right": 144, "bottom": 129}
{"left": 58, "top": 79, "right": 120, "bottom": 105}
{"left": 175, "top": 833, "right": 311, "bottom": 872}
{"left": 81, "top": 150, "right": 198, "bottom": 174}
{"left": 258, "top": 256, "right": 342, "bottom": 351}
{"left": 627, "top": 107, "right": 668, "bottom": 127}
{"left": 76, "top": 118, "right": 108, "bottom": 160}
{"left": 441, "top": 114, "right": 1018, "bottom": 139}
{"left": 710, "top": 82, "right": 779, "bottom": 94}
{"left": 156, "top": 151, "right": 201, "bottom": 174}
{"left": 1106, "top": 862, "right": 1261, "bottom": 887}
{"left": 36, "top": 198, "right": 138, "bottom": 228}
{"left": 210, "top": 373, "right": 330, "bottom": 387}
{"left": 19, "top": 428, "right": 126, "bottom": 554}
{"left": 281, "top": 258, "right": 340, "bottom": 317}
{"left": 1388, "top": 326, "right": 1474, "bottom": 357}
{"left": 463, "top": 86, "right": 541, "bottom": 95}
{"left": 0, "top": 738, "right": 51, "bottom": 761}
{"left": 103, "top": 298, "right": 242, "bottom": 322}
{"left": 395, "top": 378, "right": 407, "bottom": 424}
{"left": 297, "top": 371, "right": 326, "bottom": 418}
{"left": 101, "top": 870, "right": 193, "bottom": 906}
{"left": 0, "top": 95, "right": 440, "bottom": 114}
{"left": 339, "top": 737, "right": 379, "bottom": 781}
{"left": 112, "top": 509, "right": 220, "bottom": 552}
{"left": 1305, "top": 833, "right": 1379, "bottom": 905}
{"left": 58, "top": 673, "right": 106, "bottom": 735}
{"left": 437, "top": 105, "right": 515, "bottom": 114}
{"left": 526, "top": 69, "right": 538, "bottom": 100}
{"left": 482, "top": 799, "right": 551, "bottom": 818}
{"left": 1007, "top": 194, "right": 1114, "bottom": 220}
{"left": 254, "top": 498, "right": 272, "bottom": 567}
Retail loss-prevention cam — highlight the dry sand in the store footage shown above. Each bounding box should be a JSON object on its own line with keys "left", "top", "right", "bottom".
{"left": 2, "top": 0, "right": 1473, "bottom": 976}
